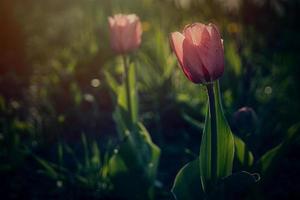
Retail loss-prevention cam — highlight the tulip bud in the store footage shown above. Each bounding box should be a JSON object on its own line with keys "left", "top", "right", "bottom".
{"left": 170, "top": 23, "right": 224, "bottom": 84}
{"left": 108, "top": 14, "right": 142, "bottom": 54}
{"left": 232, "top": 107, "right": 258, "bottom": 138}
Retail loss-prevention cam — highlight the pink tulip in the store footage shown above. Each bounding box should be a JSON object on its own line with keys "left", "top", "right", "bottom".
{"left": 108, "top": 14, "right": 142, "bottom": 54}
{"left": 170, "top": 23, "right": 224, "bottom": 84}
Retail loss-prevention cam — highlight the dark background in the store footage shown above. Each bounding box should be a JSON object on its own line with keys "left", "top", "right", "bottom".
{"left": 1, "top": 0, "right": 300, "bottom": 199}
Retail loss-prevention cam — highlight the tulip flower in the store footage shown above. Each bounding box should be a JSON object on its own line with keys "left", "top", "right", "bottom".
{"left": 108, "top": 14, "right": 143, "bottom": 125}
{"left": 108, "top": 14, "right": 142, "bottom": 54}
{"left": 170, "top": 23, "right": 234, "bottom": 191}
{"left": 170, "top": 23, "right": 224, "bottom": 84}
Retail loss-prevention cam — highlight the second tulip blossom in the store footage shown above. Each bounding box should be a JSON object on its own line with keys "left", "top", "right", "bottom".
{"left": 108, "top": 14, "right": 142, "bottom": 54}
{"left": 170, "top": 23, "right": 224, "bottom": 84}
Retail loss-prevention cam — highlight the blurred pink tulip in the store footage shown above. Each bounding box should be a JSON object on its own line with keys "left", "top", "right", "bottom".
{"left": 108, "top": 14, "right": 142, "bottom": 54}
{"left": 170, "top": 23, "right": 224, "bottom": 84}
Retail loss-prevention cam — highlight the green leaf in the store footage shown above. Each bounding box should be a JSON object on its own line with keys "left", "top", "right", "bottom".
{"left": 183, "top": 113, "right": 204, "bottom": 130}
{"left": 91, "top": 141, "right": 101, "bottom": 167}
{"left": 64, "top": 143, "right": 83, "bottom": 170}
{"left": 258, "top": 144, "right": 281, "bottom": 175}
{"left": 171, "top": 158, "right": 204, "bottom": 200}
{"left": 109, "top": 122, "right": 160, "bottom": 181}
{"left": 104, "top": 71, "right": 119, "bottom": 96}
{"left": 108, "top": 151, "right": 128, "bottom": 176}
{"left": 138, "top": 123, "right": 161, "bottom": 180}
{"left": 108, "top": 123, "right": 160, "bottom": 200}
{"left": 108, "top": 153, "right": 151, "bottom": 200}
{"left": 200, "top": 81, "right": 235, "bottom": 191}
{"left": 81, "top": 133, "right": 90, "bottom": 169}
{"left": 234, "top": 135, "right": 254, "bottom": 169}
{"left": 258, "top": 123, "right": 300, "bottom": 175}
{"left": 34, "top": 156, "right": 59, "bottom": 179}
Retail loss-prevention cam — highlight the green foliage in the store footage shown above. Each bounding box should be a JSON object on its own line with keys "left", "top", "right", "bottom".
{"left": 34, "top": 134, "right": 112, "bottom": 198}
{"left": 108, "top": 123, "right": 160, "bottom": 200}
{"left": 172, "top": 81, "right": 255, "bottom": 199}
{"left": 258, "top": 123, "right": 300, "bottom": 175}
{"left": 105, "top": 58, "right": 160, "bottom": 199}
{"left": 225, "top": 40, "right": 242, "bottom": 76}
{"left": 172, "top": 160, "right": 258, "bottom": 200}
{"left": 137, "top": 28, "right": 176, "bottom": 92}
{"left": 234, "top": 135, "right": 254, "bottom": 169}
{"left": 1, "top": 0, "right": 300, "bottom": 199}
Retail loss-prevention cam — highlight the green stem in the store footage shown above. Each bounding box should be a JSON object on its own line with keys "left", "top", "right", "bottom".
{"left": 206, "top": 83, "right": 217, "bottom": 183}
{"left": 123, "top": 55, "right": 132, "bottom": 125}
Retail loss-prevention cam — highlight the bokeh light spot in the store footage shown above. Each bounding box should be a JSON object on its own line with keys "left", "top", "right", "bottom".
{"left": 264, "top": 86, "right": 272, "bottom": 95}
{"left": 56, "top": 180, "right": 63, "bottom": 188}
{"left": 91, "top": 78, "right": 101, "bottom": 88}
{"left": 84, "top": 94, "right": 95, "bottom": 102}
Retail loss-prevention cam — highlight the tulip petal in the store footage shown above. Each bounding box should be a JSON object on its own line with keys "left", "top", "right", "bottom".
{"left": 108, "top": 15, "right": 126, "bottom": 53}
{"left": 170, "top": 22, "right": 225, "bottom": 83}
{"left": 190, "top": 24, "right": 223, "bottom": 81}
{"left": 182, "top": 39, "right": 207, "bottom": 83}
{"left": 121, "top": 22, "right": 136, "bottom": 51}
{"left": 127, "top": 14, "right": 138, "bottom": 23}
{"left": 170, "top": 31, "right": 208, "bottom": 83}
{"left": 170, "top": 32, "right": 185, "bottom": 68}
{"left": 126, "top": 14, "right": 142, "bottom": 50}
{"left": 205, "top": 24, "right": 224, "bottom": 79}
{"left": 183, "top": 23, "right": 207, "bottom": 46}
{"left": 135, "top": 20, "right": 142, "bottom": 48}
{"left": 108, "top": 14, "right": 142, "bottom": 54}
{"left": 108, "top": 17, "right": 115, "bottom": 27}
{"left": 122, "top": 18, "right": 141, "bottom": 52}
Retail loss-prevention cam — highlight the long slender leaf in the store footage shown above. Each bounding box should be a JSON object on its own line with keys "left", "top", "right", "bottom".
{"left": 171, "top": 158, "right": 204, "bottom": 200}
{"left": 234, "top": 135, "right": 254, "bottom": 169}
{"left": 35, "top": 156, "right": 59, "bottom": 179}
{"left": 258, "top": 123, "right": 300, "bottom": 175}
{"left": 81, "top": 133, "right": 90, "bottom": 169}
{"left": 200, "top": 81, "right": 235, "bottom": 191}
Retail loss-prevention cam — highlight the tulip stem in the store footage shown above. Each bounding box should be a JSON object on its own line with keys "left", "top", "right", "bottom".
{"left": 206, "top": 83, "right": 217, "bottom": 183}
{"left": 123, "top": 55, "right": 132, "bottom": 126}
